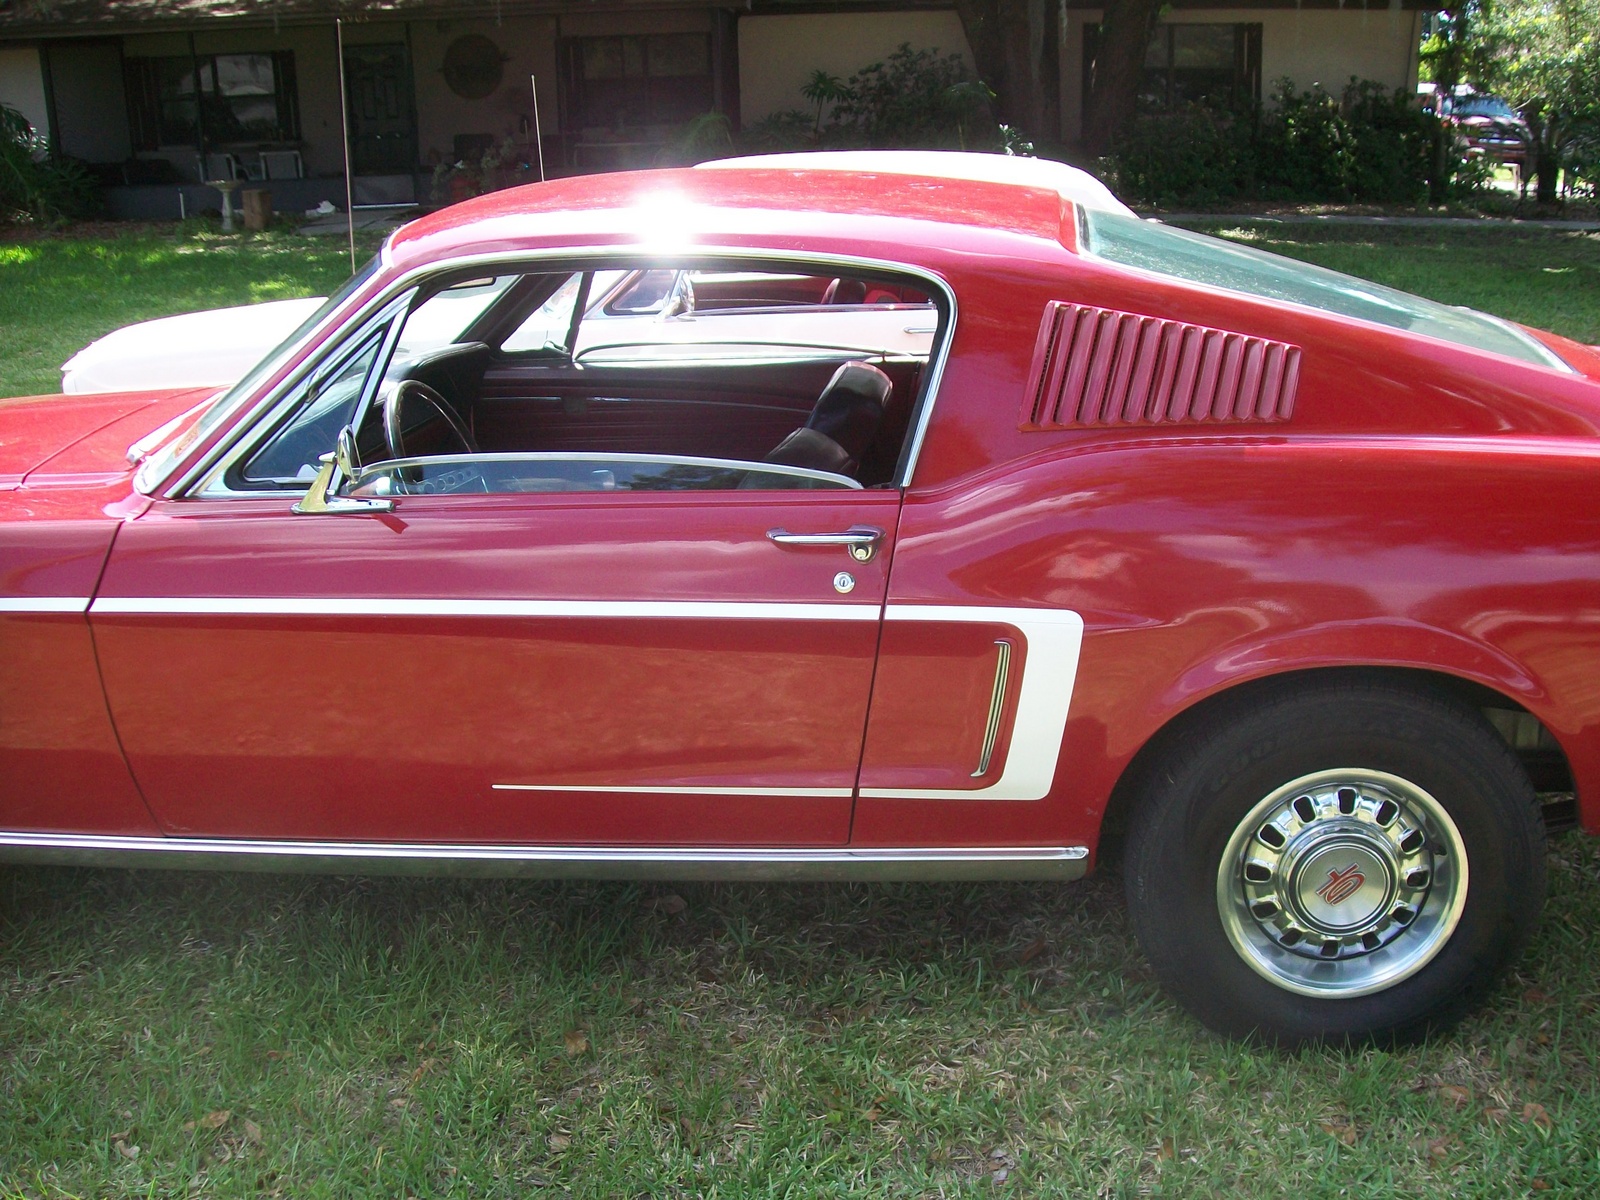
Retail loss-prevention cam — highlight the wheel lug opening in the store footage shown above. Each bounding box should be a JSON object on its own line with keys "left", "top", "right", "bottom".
{"left": 1279, "top": 928, "right": 1303, "bottom": 947}
{"left": 1250, "top": 899, "right": 1279, "bottom": 919}
{"left": 1292, "top": 795, "right": 1316, "bottom": 823}
{"left": 1405, "top": 868, "right": 1431, "bottom": 889}
{"left": 1399, "top": 828, "right": 1424, "bottom": 854}
{"left": 1244, "top": 862, "right": 1272, "bottom": 884}
{"left": 1392, "top": 904, "right": 1416, "bottom": 926}
{"left": 1374, "top": 799, "right": 1399, "bottom": 826}
{"left": 1360, "top": 932, "right": 1382, "bottom": 951}
{"left": 1337, "top": 787, "right": 1358, "bottom": 814}
{"left": 1320, "top": 938, "right": 1341, "bottom": 957}
{"left": 1257, "top": 824, "right": 1287, "bottom": 850}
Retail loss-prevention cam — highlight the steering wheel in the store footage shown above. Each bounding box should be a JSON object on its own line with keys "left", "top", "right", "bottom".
{"left": 382, "top": 379, "right": 479, "bottom": 462}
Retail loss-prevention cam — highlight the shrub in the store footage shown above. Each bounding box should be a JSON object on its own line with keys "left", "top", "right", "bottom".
{"left": 722, "top": 44, "right": 1002, "bottom": 156}
{"left": 0, "top": 104, "right": 98, "bottom": 223}
{"left": 1109, "top": 79, "right": 1458, "bottom": 207}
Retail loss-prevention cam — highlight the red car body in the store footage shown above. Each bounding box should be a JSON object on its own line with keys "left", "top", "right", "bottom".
{"left": 3, "top": 159, "right": 1595, "bottom": 1040}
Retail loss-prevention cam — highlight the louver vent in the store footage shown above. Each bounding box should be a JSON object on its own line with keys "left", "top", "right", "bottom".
{"left": 1020, "top": 302, "right": 1301, "bottom": 430}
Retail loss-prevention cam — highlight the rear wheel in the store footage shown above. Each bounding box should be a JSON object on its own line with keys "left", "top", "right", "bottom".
{"left": 1125, "top": 678, "right": 1545, "bottom": 1045}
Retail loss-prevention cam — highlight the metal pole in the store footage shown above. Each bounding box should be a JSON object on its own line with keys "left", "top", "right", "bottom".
{"left": 336, "top": 18, "right": 357, "bottom": 272}
{"left": 530, "top": 74, "right": 546, "bottom": 182}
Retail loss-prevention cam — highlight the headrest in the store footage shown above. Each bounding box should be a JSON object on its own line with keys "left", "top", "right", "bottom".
{"left": 807, "top": 361, "right": 891, "bottom": 462}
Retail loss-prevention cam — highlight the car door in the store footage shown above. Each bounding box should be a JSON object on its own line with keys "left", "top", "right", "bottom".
{"left": 91, "top": 271, "right": 906, "bottom": 848}
{"left": 91, "top": 483, "right": 897, "bottom": 846}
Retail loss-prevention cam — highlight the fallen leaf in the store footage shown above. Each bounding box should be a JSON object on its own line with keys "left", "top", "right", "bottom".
{"left": 1157, "top": 1136, "right": 1175, "bottom": 1161}
{"left": 241, "top": 1119, "right": 263, "bottom": 1145}
{"left": 199, "top": 1109, "right": 231, "bottom": 1130}
{"left": 1320, "top": 1119, "right": 1358, "bottom": 1147}
{"left": 654, "top": 893, "right": 687, "bottom": 915}
{"left": 389, "top": 1098, "right": 408, "bottom": 1109}
{"left": 1436, "top": 1084, "right": 1472, "bottom": 1110}
{"left": 1523, "top": 987, "right": 1552, "bottom": 1004}
{"left": 114, "top": 1139, "right": 140, "bottom": 1160}
{"left": 1530, "top": 1180, "right": 1551, "bottom": 1192}
{"left": 862, "top": 1107, "right": 882, "bottom": 1122}
{"left": 992, "top": 1168, "right": 1009, "bottom": 1184}
{"left": 407, "top": 1057, "right": 438, "bottom": 1087}
{"left": 547, "top": 1133, "right": 571, "bottom": 1151}
{"left": 563, "top": 1029, "right": 589, "bottom": 1056}
{"left": 1018, "top": 937, "right": 1049, "bottom": 964}
{"left": 1523, "top": 1102, "right": 1553, "bottom": 1130}
{"left": 1482, "top": 1106, "right": 1509, "bottom": 1124}
{"left": 1427, "top": 1135, "right": 1456, "bottom": 1164}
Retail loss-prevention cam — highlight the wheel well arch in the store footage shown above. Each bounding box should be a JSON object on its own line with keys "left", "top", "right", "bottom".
{"left": 1095, "top": 665, "right": 1573, "bottom": 871}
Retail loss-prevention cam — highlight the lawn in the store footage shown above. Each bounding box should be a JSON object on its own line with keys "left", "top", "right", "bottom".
{"left": 3, "top": 219, "right": 1600, "bottom": 1198}
{"left": 0, "top": 224, "right": 386, "bottom": 399}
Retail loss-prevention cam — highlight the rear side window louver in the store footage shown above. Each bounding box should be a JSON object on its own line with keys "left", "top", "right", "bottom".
{"left": 1020, "top": 301, "right": 1301, "bottom": 430}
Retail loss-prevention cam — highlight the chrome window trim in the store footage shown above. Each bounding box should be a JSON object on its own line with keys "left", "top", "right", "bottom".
{"left": 157, "top": 246, "right": 956, "bottom": 500}
{"left": 194, "top": 289, "right": 416, "bottom": 500}
{"left": 353, "top": 451, "right": 863, "bottom": 492}
{"left": 0, "top": 830, "right": 1088, "bottom": 882}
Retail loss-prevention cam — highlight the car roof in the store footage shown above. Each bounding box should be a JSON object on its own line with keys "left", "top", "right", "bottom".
{"left": 384, "top": 164, "right": 1084, "bottom": 275}
{"left": 698, "top": 150, "right": 1134, "bottom": 216}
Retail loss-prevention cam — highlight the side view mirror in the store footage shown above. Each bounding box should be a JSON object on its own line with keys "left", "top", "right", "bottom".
{"left": 292, "top": 424, "right": 394, "bottom": 515}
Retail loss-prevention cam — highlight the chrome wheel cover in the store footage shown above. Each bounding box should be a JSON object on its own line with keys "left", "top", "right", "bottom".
{"left": 1216, "top": 769, "right": 1469, "bottom": 998}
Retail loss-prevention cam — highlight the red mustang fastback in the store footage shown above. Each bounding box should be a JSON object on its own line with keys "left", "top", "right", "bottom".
{"left": 4, "top": 153, "right": 1598, "bottom": 1046}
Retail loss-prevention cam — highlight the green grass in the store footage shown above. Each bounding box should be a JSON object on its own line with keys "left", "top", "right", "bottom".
{"left": 0, "top": 225, "right": 385, "bottom": 398}
{"left": 1170, "top": 220, "right": 1600, "bottom": 346}
{"left": 4, "top": 219, "right": 1600, "bottom": 1196}
{"left": 4, "top": 839, "right": 1599, "bottom": 1198}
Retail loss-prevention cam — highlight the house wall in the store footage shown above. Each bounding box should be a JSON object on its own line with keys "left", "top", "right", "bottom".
{"left": 738, "top": 11, "right": 973, "bottom": 127}
{"left": 409, "top": 16, "right": 561, "bottom": 167}
{"left": 0, "top": 45, "right": 49, "bottom": 139}
{"left": 1060, "top": 7, "right": 1425, "bottom": 144}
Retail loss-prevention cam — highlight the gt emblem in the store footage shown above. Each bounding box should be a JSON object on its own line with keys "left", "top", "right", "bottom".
{"left": 1315, "top": 863, "right": 1367, "bottom": 906}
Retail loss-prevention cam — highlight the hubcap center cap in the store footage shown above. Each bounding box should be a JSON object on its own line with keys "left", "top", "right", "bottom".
{"left": 1288, "top": 838, "right": 1395, "bottom": 934}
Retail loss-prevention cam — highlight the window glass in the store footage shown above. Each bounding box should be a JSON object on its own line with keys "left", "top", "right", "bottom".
{"left": 240, "top": 324, "right": 391, "bottom": 484}
{"left": 502, "top": 273, "right": 587, "bottom": 352}
{"left": 136, "top": 256, "right": 380, "bottom": 494}
{"left": 395, "top": 276, "right": 515, "bottom": 354}
{"left": 354, "top": 454, "right": 859, "bottom": 497}
{"left": 1081, "top": 210, "right": 1568, "bottom": 369}
{"left": 125, "top": 52, "right": 298, "bottom": 148}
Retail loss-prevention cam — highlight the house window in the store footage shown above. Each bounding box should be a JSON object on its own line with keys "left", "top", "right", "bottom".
{"left": 561, "top": 33, "right": 713, "bottom": 133}
{"left": 125, "top": 52, "right": 300, "bottom": 148}
{"left": 1082, "top": 22, "right": 1261, "bottom": 118}
{"left": 1140, "top": 24, "right": 1262, "bottom": 111}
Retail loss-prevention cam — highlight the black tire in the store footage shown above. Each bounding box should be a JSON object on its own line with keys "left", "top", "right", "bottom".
{"left": 1124, "top": 677, "right": 1546, "bottom": 1046}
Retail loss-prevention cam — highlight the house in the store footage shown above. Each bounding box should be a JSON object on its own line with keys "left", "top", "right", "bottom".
{"left": 0, "top": 0, "right": 1429, "bottom": 217}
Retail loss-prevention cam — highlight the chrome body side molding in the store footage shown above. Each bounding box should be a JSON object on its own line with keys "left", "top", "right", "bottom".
{"left": 0, "top": 832, "right": 1089, "bottom": 882}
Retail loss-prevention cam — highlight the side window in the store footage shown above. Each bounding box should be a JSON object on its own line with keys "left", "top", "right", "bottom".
{"left": 229, "top": 259, "right": 947, "bottom": 499}
{"left": 237, "top": 323, "right": 392, "bottom": 485}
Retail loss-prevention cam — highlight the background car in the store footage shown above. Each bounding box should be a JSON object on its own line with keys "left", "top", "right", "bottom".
{"left": 6, "top": 151, "right": 1599, "bottom": 1046}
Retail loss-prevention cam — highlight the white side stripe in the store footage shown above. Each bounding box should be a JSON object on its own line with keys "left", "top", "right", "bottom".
{"left": 0, "top": 596, "right": 90, "bottom": 613}
{"left": 860, "top": 605, "right": 1084, "bottom": 803}
{"left": 89, "top": 597, "right": 880, "bottom": 621}
{"left": 494, "top": 784, "right": 854, "bottom": 797}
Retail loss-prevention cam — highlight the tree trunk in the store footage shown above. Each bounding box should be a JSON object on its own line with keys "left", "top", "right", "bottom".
{"left": 954, "top": 0, "right": 1059, "bottom": 144}
{"left": 1081, "top": 0, "right": 1163, "bottom": 155}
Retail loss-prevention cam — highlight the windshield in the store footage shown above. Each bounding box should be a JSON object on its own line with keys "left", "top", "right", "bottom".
{"left": 134, "top": 255, "right": 382, "bottom": 492}
{"left": 1080, "top": 211, "right": 1567, "bottom": 370}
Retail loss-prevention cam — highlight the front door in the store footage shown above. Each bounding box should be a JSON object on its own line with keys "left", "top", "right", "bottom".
{"left": 91, "top": 487, "right": 897, "bottom": 845}
{"left": 343, "top": 44, "right": 416, "bottom": 174}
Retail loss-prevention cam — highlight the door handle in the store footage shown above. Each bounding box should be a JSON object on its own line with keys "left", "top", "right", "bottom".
{"left": 766, "top": 524, "right": 884, "bottom": 562}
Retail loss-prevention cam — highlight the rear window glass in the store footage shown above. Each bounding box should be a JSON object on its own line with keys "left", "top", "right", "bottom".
{"left": 1080, "top": 210, "right": 1566, "bottom": 370}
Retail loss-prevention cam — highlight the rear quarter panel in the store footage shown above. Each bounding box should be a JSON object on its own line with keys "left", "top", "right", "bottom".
{"left": 861, "top": 254, "right": 1600, "bottom": 851}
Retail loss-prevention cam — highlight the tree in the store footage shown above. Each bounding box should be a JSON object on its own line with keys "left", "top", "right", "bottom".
{"left": 952, "top": 0, "right": 1059, "bottom": 143}
{"left": 1080, "top": 0, "right": 1164, "bottom": 156}
{"left": 1469, "top": 0, "right": 1600, "bottom": 203}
